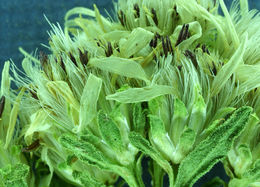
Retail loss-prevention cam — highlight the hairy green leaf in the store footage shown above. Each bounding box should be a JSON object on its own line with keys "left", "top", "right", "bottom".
{"left": 59, "top": 134, "right": 109, "bottom": 170}
{"left": 72, "top": 171, "right": 106, "bottom": 187}
{"left": 133, "top": 103, "right": 146, "bottom": 135}
{"left": 0, "top": 163, "right": 29, "bottom": 187}
{"left": 60, "top": 134, "right": 139, "bottom": 187}
{"left": 175, "top": 106, "right": 252, "bottom": 187}
{"left": 98, "top": 111, "right": 124, "bottom": 152}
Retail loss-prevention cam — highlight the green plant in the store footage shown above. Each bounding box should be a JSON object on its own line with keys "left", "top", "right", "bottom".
{"left": 1, "top": 0, "right": 260, "bottom": 186}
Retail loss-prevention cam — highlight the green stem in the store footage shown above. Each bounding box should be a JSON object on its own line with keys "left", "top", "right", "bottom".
{"left": 135, "top": 154, "right": 145, "bottom": 187}
{"left": 153, "top": 161, "right": 164, "bottom": 187}
{"left": 117, "top": 166, "right": 139, "bottom": 187}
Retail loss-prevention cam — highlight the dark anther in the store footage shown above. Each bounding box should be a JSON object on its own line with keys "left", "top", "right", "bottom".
{"left": 150, "top": 33, "right": 161, "bottom": 48}
{"left": 39, "top": 51, "right": 49, "bottom": 75}
{"left": 161, "top": 36, "right": 168, "bottom": 57}
{"left": 39, "top": 51, "right": 48, "bottom": 67}
{"left": 97, "top": 41, "right": 101, "bottom": 47}
{"left": 30, "top": 90, "right": 38, "bottom": 100}
{"left": 202, "top": 44, "right": 210, "bottom": 55}
{"left": 60, "top": 57, "right": 66, "bottom": 72}
{"left": 166, "top": 36, "right": 173, "bottom": 54}
{"left": 134, "top": 3, "right": 140, "bottom": 18}
{"left": 118, "top": 10, "right": 126, "bottom": 26}
{"left": 0, "top": 96, "right": 5, "bottom": 118}
{"left": 195, "top": 43, "right": 201, "bottom": 49}
{"left": 154, "top": 36, "right": 158, "bottom": 48}
{"left": 149, "top": 36, "right": 158, "bottom": 48}
{"left": 184, "top": 50, "right": 198, "bottom": 68}
{"left": 206, "top": 48, "right": 210, "bottom": 55}
{"left": 175, "top": 24, "right": 190, "bottom": 47}
{"left": 22, "top": 139, "right": 40, "bottom": 152}
{"left": 173, "top": 5, "right": 179, "bottom": 16}
{"left": 105, "top": 42, "right": 113, "bottom": 57}
{"left": 151, "top": 8, "right": 158, "bottom": 26}
{"left": 141, "top": 101, "right": 148, "bottom": 110}
{"left": 79, "top": 49, "right": 89, "bottom": 65}
{"left": 183, "top": 24, "right": 190, "bottom": 40}
{"left": 161, "top": 36, "right": 174, "bottom": 57}
{"left": 212, "top": 62, "right": 217, "bottom": 76}
{"left": 202, "top": 44, "right": 206, "bottom": 52}
{"left": 149, "top": 39, "right": 154, "bottom": 48}
{"left": 230, "top": 74, "right": 234, "bottom": 81}
{"left": 69, "top": 53, "right": 77, "bottom": 66}
{"left": 177, "top": 65, "right": 182, "bottom": 71}
{"left": 159, "top": 52, "right": 163, "bottom": 57}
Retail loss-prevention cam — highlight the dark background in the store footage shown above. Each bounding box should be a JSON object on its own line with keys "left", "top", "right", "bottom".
{"left": 0, "top": 0, "right": 259, "bottom": 186}
{"left": 0, "top": 0, "right": 259, "bottom": 68}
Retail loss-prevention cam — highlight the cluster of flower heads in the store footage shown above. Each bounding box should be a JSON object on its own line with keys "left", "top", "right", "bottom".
{"left": 0, "top": 0, "right": 260, "bottom": 186}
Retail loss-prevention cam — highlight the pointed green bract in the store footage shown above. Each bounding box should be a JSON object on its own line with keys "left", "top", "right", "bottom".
{"left": 148, "top": 115, "right": 175, "bottom": 161}
{"left": 4, "top": 87, "right": 25, "bottom": 149}
{"left": 229, "top": 159, "right": 260, "bottom": 187}
{"left": 235, "top": 144, "right": 253, "bottom": 177}
{"left": 244, "top": 159, "right": 260, "bottom": 180}
{"left": 173, "top": 128, "right": 196, "bottom": 164}
{"left": 175, "top": 106, "right": 252, "bottom": 187}
{"left": 46, "top": 81, "right": 79, "bottom": 109}
{"left": 120, "top": 27, "right": 154, "bottom": 57}
{"left": 78, "top": 74, "right": 102, "bottom": 133}
{"left": 106, "top": 85, "right": 178, "bottom": 103}
{"left": 89, "top": 56, "right": 149, "bottom": 82}
{"left": 171, "top": 98, "right": 188, "bottom": 145}
{"left": 211, "top": 34, "right": 247, "bottom": 96}
{"left": 188, "top": 93, "right": 206, "bottom": 134}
